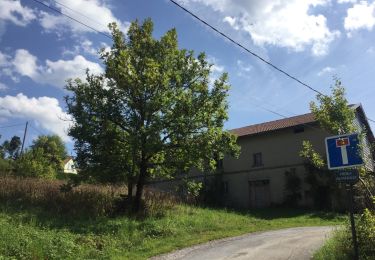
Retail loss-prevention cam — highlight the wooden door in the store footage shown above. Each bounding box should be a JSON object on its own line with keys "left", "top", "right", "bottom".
{"left": 249, "top": 180, "right": 271, "bottom": 208}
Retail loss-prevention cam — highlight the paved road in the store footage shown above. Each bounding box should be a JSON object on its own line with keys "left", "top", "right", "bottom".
{"left": 151, "top": 226, "right": 335, "bottom": 260}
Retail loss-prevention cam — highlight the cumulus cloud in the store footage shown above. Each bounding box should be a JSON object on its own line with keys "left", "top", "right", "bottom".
{"left": 317, "top": 66, "right": 336, "bottom": 76}
{"left": 4, "top": 49, "right": 103, "bottom": 89}
{"left": 181, "top": 0, "right": 340, "bottom": 56}
{"left": 0, "top": 0, "right": 36, "bottom": 26}
{"left": 39, "top": 0, "right": 129, "bottom": 35}
{"left": 0, "top": 93, "right": 72, "bottom": 141}
{"left": 344, "top": 1, "right": 375, "bottom": 34}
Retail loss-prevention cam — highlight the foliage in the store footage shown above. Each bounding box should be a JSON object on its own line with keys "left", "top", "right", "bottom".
{"left": 65, "top": 19, "right": 239, "bottom": 210}
{"left": 13, "top": 135, "right": 68, "bottom": 179}
{"left": 0, "top": 158, "right": 13, "bottom": 175}
{"left": 31, "top": 135, "right": 67, "bottom": 170}
{"left": 356, "top": 209, "right": 375, "bottom": 258}
{"left": 1, "top": 135, "right": 21, "bottom": 159}
{"left": 300, "top": 80, "right": 356, "bottom": 169}
{"left": 310, "top": 79, "right": 356, "bottom": 135}
{"left": 299, "top": 141, "right": 325, "bottom": 169}
{"left": 314, "top": 209, "right": 375, "bottom": 260}
{"left": 284, "top": 169, "right": 302, "bottom": 206}
{"left": 299, "top": 79, "right": 368, "bottom": 210}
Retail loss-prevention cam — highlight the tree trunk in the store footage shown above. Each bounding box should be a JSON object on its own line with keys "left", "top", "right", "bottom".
{"left": 133, "top": 163, "right": 147, "bottom": 212}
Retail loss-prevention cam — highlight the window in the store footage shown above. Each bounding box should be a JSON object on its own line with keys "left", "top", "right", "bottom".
{"left": 253, "top": 152, "right": 263, "bottom": 167}
{"left": 293, "top": 126, "right": 305, "bottom": 133}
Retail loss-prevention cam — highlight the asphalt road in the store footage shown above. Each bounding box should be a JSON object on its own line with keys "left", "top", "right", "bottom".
{"left": 151, "top": 226, "right": 335, "bottom": 260}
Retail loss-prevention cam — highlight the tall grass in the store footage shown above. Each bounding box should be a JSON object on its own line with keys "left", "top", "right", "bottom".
{"left": 0, "top": 176, "right": 125, "bottom": 217}
{"left": 0, "top": 176, "right": 179, "bottom": 218}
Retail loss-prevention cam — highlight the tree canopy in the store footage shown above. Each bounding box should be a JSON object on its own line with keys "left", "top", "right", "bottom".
{"left": 65, "top": 19, "right": 240, "bottom": 210}
{"left": 15, "top": 135, "right": 67, "bottom": 179}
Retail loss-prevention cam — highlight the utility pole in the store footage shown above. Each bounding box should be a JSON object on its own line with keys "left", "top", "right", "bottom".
{"left": 20, "top": 121, "right": 28, "bottom": 156}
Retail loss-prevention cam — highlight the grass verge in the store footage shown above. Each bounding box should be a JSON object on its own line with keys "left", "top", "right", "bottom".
{"left": 0, "top": 205, "right": 345, "bottom": 260}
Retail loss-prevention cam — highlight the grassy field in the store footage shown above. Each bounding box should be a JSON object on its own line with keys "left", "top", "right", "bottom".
{"left": 0, "top": 204, "right": 345, "bottom": 260}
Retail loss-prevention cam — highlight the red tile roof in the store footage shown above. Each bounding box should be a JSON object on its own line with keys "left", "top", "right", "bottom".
{"left": 230, "top": 113, "right": 316, "bottom": 137}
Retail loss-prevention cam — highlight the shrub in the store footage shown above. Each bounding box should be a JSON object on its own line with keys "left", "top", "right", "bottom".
{"left": 357, "top": 209, "right": 375, "bottom": 259}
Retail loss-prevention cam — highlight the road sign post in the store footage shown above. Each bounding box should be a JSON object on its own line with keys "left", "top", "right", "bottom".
{"left": 325, "top": 133, "right": 363, "bottom": 260}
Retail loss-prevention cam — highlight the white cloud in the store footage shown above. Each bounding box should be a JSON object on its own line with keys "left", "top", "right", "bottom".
{"left": 317, "top": 66, "right": 336, "bottom": 76}
{"left": 337, "top": 0, "right": 357, "bottom": 3}
{"left": 0, "top": 93, "right": 72, "bottom": 141}
{"left": 236, "top": 60, "right": 253, "bottom": 78}
{"left": 223, "top": 16, "right": 239, "bottom": 30}
{"left": 7, "top": 49, "right": 103, "bottom": 89}
{"left": 12, "top": 49, "right": 39, "bottom": 78}
{"left": 344, "top": 1, "right": 375, "bottom": 34}
{"left": 182, "top": 0, "right": 340, "bottom": 56}
{"left": 62, "top": 39, "right": 104, "bottom": 57}
{"left": 0, "top": 0, "right": 36, "bottom": 26}
{"left": 39, "top": 0, "right": 129, "bottom": 35}
{"left": 0, "top": 82, "right": 8, "bottom": 91}
{"left": 237, "top": 60, "right": 252, "bottom": 72}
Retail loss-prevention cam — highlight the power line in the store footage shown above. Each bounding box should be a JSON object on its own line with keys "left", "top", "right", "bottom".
{"left": 168, "top": 0, "right": 375, "bottom": 127}
{"left": 30, "top": 0, "right": 112, "bottom": 39}
{"left": 168, "top": 0, "right": 325, "bottom": 96}
{"left": 28, "top": 0, "right": 375, "bottom": 127}
{"left": 0, "top": 123, "right": 26, "bottom": 129}
{"left": 51, "top": 0, "right": 109, "bottom": 31}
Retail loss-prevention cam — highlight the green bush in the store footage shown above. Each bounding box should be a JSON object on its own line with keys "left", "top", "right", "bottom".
{"left": 314, "top": 209, "right": 375, "bottom": 260}
{"left": 357, "top": 209, "right": 375, "bottom": 259}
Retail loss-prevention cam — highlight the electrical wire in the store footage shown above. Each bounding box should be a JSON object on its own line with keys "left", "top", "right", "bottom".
{"left": 51, "top": 0, "right": 109, "bottom": 31}
{"left": 168, "top": 0, "right": 325, "bottom": 96}
{"left": 0, "top": 123, "right": 25, "bottom": 129}
{"left": 30, "top": 0, "right": 112, "bottom": 39}
{"left": 168, "top": 0, "right": 375, "bottom": 127}
{"left": 28, "top": 0, "right": 375, "bottom": 127}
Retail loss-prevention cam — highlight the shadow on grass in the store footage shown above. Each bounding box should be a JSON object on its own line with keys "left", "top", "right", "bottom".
{"left": 200, "top": 204, "right": 344, "bottom": 221}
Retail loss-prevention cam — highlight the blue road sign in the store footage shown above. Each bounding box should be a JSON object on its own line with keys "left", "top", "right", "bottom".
{"left": 325, "top": 133, "right": 364, "bottom": 170}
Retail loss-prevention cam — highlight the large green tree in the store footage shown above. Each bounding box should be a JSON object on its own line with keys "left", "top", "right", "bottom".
{"left": 65, "top": 19, "right": 239, "bottom": 210}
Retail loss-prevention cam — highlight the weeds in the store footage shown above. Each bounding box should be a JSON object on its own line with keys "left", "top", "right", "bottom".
{"left": 0, "top": 176, "right": 179, "bottom": 218}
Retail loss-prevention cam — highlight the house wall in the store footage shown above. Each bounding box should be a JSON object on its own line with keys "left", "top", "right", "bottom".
{"left": 64, "top": 159, "right": 77, "bottom": 174}
{"left": 218, "top": 123, "right": 328, "bottom": 208}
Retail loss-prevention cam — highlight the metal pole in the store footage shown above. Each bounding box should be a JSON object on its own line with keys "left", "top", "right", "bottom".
{"left": 20, "top": 121, "right": 28, "bottom": 156}
{"left": 349, "top": 183, "right": 359, "bottom": 260}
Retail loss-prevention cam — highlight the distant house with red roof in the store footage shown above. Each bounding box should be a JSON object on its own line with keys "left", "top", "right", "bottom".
{"left": 149, "top": 104, "right": 374, "bottom": 209}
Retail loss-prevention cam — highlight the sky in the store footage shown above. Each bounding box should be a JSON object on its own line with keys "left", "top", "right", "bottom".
{"left": 0, "top": 0, "right": 374, "bottom": 154}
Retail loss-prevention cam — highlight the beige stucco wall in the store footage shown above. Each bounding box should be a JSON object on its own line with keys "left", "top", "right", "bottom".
{"left": 218, "top": 124, "right": 328, "bottom": 208}
{"left": 64, "top": 159, "right": 78, "bottom": 174}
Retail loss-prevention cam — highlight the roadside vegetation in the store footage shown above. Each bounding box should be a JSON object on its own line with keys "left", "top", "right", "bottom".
{"left": 0, "top": 176, "right": 345, "bottom": 260}
{"left": 314, "top": 209, "right": 375, "bottom": 260}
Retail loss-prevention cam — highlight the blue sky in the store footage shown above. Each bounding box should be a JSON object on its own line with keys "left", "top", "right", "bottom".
{"left": 0, "top": 0, "right": 374, "bottom": 154}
